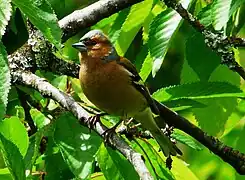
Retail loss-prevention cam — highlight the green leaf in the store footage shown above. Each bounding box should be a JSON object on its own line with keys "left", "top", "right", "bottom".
{"left": 45, "top": 151, "right": 75, "bottom": 180}
{"left": 171, "top": 157, "right": 199, "bottom": 180}
{"left": 30, "top": 108, "right": 50, "bottom": 129}
{"left": 107, "top": 9, "right": 130, "bottom": 44}
{"left": 149, "top": 0, "right": 192, "bottom": 77}
{"left": 24, "top": 132, "right": 43, "bottom": 173}
{"left": 97, "top": 143, "right": 139, "bottom": 180}
{"left": 180, "top": 58, "right": 200, "bottom": 84}
{"left": 51, "top": 75, "right": 67, "bottom": 91}
{"left": 212, "top": 0, "right": 245, "bottom": 30}
{"left": 115, "top": 0, "right": 153, "bottom": 55}
{"left": 163, "top": 99, "right": 206, "bottom": 111}
{"left": 0, "top": 0, "right": 12, "bottom": 37}
{"left": 193, "top": 97, "right": 237, "bottom": 136}
{"left": 54, "top": 113, "right": 102, "bottom": 179}
{"left": 152, "top": 81, "right": 244, "bottom": 102}
{"left": 0, "top": 168, "right": 12, "bottom": 180}
{"left": 0, "top": 133, "right": 26, "bottom": 180}
{"left": 12, "top": 0, "right": 62, "bottom": 49}
{"left": 172, "top": 130, "right": 203, "bottom": 151}
{"left": 133, "top": 138, "right": 174, "bottom": 180}
{"left": 198, "top": 0, "right": 245, "bottom": 30}
{"left": 209, "top": 64, "right": 240, "bottom": 86}
{"left": 185, "top": 31, "right": 220, "bottom": 81}
{"left": 0, "top": 116, "right": 29, "bottom": 157}
{"left": 197, "top": 4, "right": 213, "bottom": 27}
{"left": 0, "top": 42, "right": 10, "bottom": 120}
{"left": 139, "top": 52, "right": 153, "bottom": 82}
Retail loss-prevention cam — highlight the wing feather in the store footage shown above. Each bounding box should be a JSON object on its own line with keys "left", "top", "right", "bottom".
{"left": 118, "top": 57, "right": 160, "bottom": 115}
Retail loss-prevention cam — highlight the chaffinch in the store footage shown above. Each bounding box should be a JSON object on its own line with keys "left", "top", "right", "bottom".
{"left": 72, "top": 29, "right": 180, "bottom": 157}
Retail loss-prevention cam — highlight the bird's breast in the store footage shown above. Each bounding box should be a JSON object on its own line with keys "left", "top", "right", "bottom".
{"left": 79, "top": 59, "right": 147, "bottom": 117}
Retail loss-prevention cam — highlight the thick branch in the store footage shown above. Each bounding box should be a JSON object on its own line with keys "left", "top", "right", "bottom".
{"left": 12, "top": 70, "right": 153, "bottom": 180}
{"left": 154, "top": 101, "right": 245, "bottom": 175}
{"left": 59, "top": 0, "right": 143, "bottom": 42}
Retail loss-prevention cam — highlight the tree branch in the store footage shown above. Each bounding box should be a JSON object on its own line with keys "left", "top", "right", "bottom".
{"left": 154, "top": 101, "right": 245, "bottom": 175}
{"left": 12, "top": 70, "right": 153, "bottom": 180}
{"left": 59, "top": 0, "right": 143, "bottom": 42}
{"left": 163, "top": 0, "right": 245, "bottom": 80}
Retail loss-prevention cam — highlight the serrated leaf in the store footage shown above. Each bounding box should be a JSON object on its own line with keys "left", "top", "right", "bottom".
{"left": 0, "top": 116, "right": 29, "bottom": 157}
{"left": 193, "top": 97, "right": 237, "bottom": 136}
{"left": 152, "top": 81, "right": 244, "bottom": 102}
{"left": 0, "top": 133, "right": 26, "bottom": 180}
{"left": 115, "top": 0, "right": 153, "bottom": 55}
{"left": 133, "top": 138, "right": 174, "bottom": 180}
{"left": 172, "top": 130, "right": 203, "bottom": 151}
{"left": 139, "top": 52, "right": 153, "bottom": 81}
{"left": 212, "top": 0, "right": 245, "bottom": 30}
{"left": 149, "top": 0, "right": 192, "bottom": 77}
{"left": 209, "top": 65, "right": 240, "bottom": 86}
{"left": 0, "top": 0, "right": 12, "bottom": 37}
{"left": 54, "top": 113, "right": 102, "bottom": 179}
{"left": 97, "top": 143, "right": 139, "bottom": 180}
{"left": 12, "top": 0, "right": 61, "bottom": 49}
{"left": 0, "top": 42, "right": 10, "bottom": 120}
{"left": 198, "top": 0, "right": 245, "bottom": 30}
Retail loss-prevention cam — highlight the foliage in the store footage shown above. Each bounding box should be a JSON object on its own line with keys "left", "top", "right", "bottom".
{"left": 0, "top": 0, "right": 245, "bottom": 179}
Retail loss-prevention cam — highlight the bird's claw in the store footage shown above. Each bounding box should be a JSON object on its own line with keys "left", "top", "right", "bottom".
{"left": 102, "top": 127, "right": 116, "bottom": 147}
{"left": 102, "top": 121, "right": 122, "bottom": 148}
{"left": 84, "top": 112, "right": 107, "bottom": 132}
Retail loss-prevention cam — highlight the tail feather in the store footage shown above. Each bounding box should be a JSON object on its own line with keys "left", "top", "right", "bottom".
{"left": 134, "top": 107, "right": 181, "bottom": 157}
{"left": 151, "top": 131, "right": 181, "bottom": 156}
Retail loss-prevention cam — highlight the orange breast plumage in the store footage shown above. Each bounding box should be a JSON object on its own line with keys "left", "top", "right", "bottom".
{"left": 79, "top": 57, "right": 147, "bottom": 118}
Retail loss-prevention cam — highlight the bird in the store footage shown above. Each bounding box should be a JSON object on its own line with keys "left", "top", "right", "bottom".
{"left": 72, "top": 29, "right": 181, "bottom": 157}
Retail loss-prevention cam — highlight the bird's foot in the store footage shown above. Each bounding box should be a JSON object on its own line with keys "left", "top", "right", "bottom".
{"left": 82, "top": 112, "right": 107, "bottom": 132}
{"left": 103, "top": 121, "right": 121, "bottom": 147}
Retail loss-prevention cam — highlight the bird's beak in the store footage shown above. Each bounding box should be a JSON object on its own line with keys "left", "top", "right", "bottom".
{"left": 72, "top": 42, "right": 87, "bottom": 52}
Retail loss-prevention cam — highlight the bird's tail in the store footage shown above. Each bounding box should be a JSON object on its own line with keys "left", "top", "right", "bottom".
{"left": 134, "top": 107, "right": 181, "bottom": 157}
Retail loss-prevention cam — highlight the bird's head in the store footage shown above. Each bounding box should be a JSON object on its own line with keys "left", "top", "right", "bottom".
{"left": 72, "top": 29, "right": 119, "bottom": 62}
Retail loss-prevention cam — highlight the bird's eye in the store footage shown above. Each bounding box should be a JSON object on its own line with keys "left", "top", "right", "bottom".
{"left": 84, "top": 39, "right": 97, "bottom": 46}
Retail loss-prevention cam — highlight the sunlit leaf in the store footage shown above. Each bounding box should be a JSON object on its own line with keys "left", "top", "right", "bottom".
{"left": 0, "top": 0, "right": 12, "bottom": 37}
{"left": 0, "top": 42, "right": 10, "bottom": 120}
{"left": 97, "top": 143, "right": 139, "bottom": 180}
{"left": 149, "top": 0, "right": 192, "bottom": 77}
{"left": 152, "top": 81, "right": 244, "bottom": 102}
{"left": 54, "top": 113, "right": 102, "bottom": 179}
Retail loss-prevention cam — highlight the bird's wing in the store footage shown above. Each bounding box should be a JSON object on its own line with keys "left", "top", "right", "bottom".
{"left": 118, "top": 57, "right": 159, "bottom": 115}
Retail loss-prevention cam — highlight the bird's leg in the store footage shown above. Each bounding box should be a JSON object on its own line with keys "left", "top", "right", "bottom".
{"left": 81, "top": 112, "right": 108, "bottom": 132}
{"left": 103, "top": 120, "right": 122, "bottom": 146}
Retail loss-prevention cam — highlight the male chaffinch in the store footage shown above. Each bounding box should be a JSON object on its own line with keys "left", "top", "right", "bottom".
{"left": 72, "top": 29, "right": 180, "bottom": 157}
